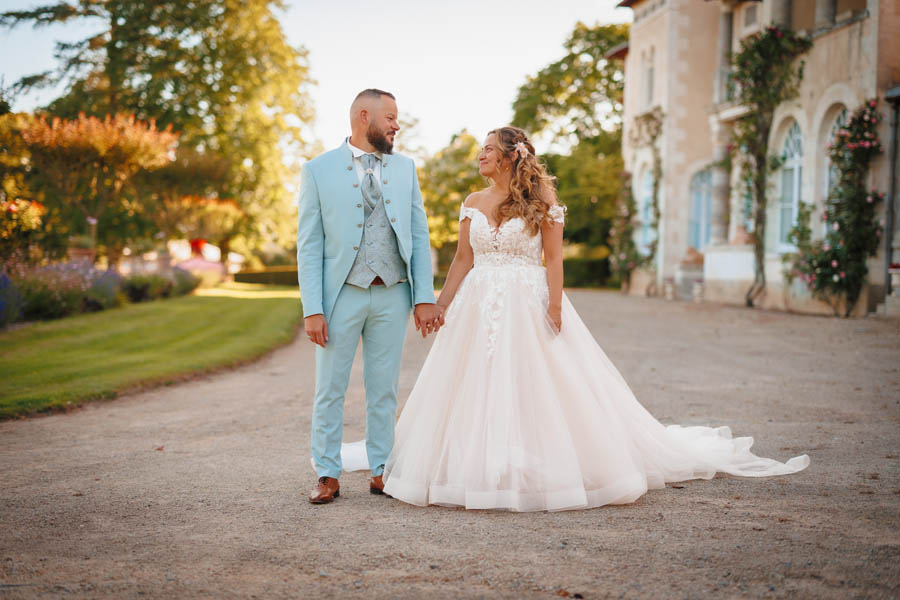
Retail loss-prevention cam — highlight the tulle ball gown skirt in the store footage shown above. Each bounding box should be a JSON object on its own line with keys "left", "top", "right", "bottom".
{"left": 374, "top": 264, "right": 809, "bottom": 512}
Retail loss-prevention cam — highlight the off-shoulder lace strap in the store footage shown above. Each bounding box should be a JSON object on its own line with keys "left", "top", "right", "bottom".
{"left": 548, "top": 204, "right": 567, "bottom": 224}
{"left": 459, "top": 203, "right": 479, "bottom": 223}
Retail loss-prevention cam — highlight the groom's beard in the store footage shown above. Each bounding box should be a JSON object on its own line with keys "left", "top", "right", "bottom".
{"left": 367, "top": 123, "right": 394, "bottom": 154}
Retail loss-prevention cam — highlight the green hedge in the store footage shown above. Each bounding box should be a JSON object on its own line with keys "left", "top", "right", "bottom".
{"left": 563, "top": 258, "right": 610, "bottom": 288}
{"left": 234, "top": 265, "right": 298, "bottom": 285}
{"left": 240, "top": 259, "right": 610, "bottom": 289}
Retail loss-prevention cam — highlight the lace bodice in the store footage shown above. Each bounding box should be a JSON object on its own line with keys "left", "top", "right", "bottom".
{"left": 454, "top": 203, "right": 566, "bottom": 359}
{"left": 458, "top": 203, "right": 566, "bottom": 267}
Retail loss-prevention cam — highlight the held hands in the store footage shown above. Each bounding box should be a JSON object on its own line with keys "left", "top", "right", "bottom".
{"left": 304, "top": 314, "right": 328, "bottom": 348}
{"left": 414, "top": 303, "right": 445, "bottom": 338}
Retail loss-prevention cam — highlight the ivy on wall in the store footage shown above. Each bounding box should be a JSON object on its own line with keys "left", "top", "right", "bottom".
{"left": 627, "top": 105, "right": 664, "bottom": 268}
{"left": 729, "top": 24, "right": 813, "bottom": 307}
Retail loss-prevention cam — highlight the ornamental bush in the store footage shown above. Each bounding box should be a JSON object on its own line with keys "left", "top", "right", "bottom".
{"left": 172, "top": 267, "right": 201, "bottom": 296}
{"left": 783, "top": 100, "right": 885, "bottom": 316}
{"left": 0, "top": 273, "right": 24, "bottom": 327}
{"left": 120, "top": 273, "right": 174, "bottom": 303}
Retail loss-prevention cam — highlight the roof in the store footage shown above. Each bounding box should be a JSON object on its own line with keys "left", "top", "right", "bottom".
{"left": 605, "top": 41, "right": 629, "bottom": 60}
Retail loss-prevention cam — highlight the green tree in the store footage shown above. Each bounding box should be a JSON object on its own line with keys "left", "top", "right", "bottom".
{"left": 133, "top": 148, "right": 233, "bottom": 244}
{"left": 418, "top": 130, "right": 484, "bottom": 267}
{"left": 2, "top": 0, "right": 315, "bottom": 258}
{"left": 512, "top": 21, "right": 628, "bottom": 259}
{"left": 543, "top": 135, "right": 622, "bottom": 249}
{"left": 512, "top": 22, "right": 628, "bottom": 149}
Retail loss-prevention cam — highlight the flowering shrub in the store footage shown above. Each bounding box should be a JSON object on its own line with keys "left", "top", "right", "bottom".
{"left": 120, "top": 273, "right": 174, "bottom": 303}
{"left": 172, "top": 267, "right": 201, "bottom": 296}
{"left": 84, "top": 269, "right": 123, "bottom": 312}
{"left": 783, "top": 100, "right": 885, "bottom": 316}
{"left": 1, "top": 261, "right": 199, "bottom": 325}
{"left": 15, "top": 264, "right": 88, "bottom": 320}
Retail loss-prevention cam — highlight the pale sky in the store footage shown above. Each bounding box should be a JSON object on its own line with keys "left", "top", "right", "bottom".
{"left": 0, "top": 0, "right": 631, "bottom": 156}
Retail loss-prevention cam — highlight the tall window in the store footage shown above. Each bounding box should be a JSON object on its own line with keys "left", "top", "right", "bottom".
{"left": 743, "top": 3, "right": 758, "bottom": 27}
{"left": 641, "top": 47, "right": 655, "bottom": 111}
{"left": 689, "top": 169, "right": 712, "bottom": 250}
{"left": 823, "top": 108, "right": 848, "bottom": 234}
{"left": 638, "top": 169, "right": 655, "bottom": 255}
{"left": 778, "top": 121, "right": 803, "bottom": 248}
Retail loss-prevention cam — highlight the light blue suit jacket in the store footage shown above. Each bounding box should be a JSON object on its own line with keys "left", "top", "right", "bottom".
{"left": 297, "top": 141, "right": 435, "bottom": 322}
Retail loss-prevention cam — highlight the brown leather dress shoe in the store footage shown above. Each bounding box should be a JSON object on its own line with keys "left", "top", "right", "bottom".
{"left": 370, "top": 474, "right": 387, "bottom": 495}
{"left": 309, "top": 476, "right": 340, "bottom": 504}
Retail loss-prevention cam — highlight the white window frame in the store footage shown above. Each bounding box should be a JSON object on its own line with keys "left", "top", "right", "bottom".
{"left": 689, "top": 169, "right": 712, "bottom": 251}
{"left": 822, "top": 108, "right": 848, "bottom": 236}
{"left": 641, "top": 47, "right": 655, "bottom": 112}
{"left": 777, "top": 121, "right": 803, "bottom": 252}
{"left": 638, "top": 169, "right": 655, "bottom": 256}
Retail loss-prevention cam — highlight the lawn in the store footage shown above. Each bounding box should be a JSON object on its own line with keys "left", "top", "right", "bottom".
{"left": 0, "top": 282, "right": 302, "bottom": 419}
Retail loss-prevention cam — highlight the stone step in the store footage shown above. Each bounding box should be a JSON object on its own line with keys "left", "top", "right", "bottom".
{"left": 874, "top": 295, "right": 900, "bottom": 318}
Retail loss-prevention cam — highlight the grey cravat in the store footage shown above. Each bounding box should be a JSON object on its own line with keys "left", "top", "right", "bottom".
{"left": 360, "top": 153, "right": 382, "bottom": 211}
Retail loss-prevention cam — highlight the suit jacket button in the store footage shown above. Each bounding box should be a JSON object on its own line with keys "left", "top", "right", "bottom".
{"left": 353, "top": 246, "right": 359, "bottom": 251}
{"left": 353, "top": 183, "right": 359, "bottom": 188}
{"left": 383, "top": 179, "right": 388, "bottom": 184}
{"left": 357, "top": 223, "right": 363, "bottom": 228}
{"left": 347, "top": 165, "right": 353, "bottom": 170}
{"left": 391, "top": 218, "right": 396, "bottom": 222}
{"left": 357, "top": 203, "right": 362, "bottom": 208}
{"left": 385, "top": 199, "right": 390, "bottom": 204}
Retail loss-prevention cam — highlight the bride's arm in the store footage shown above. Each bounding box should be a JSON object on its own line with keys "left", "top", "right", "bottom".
{"left": 436, "top": 217, "right": 475, "bottom": 310}
{"left": 541, "top": 203, "right": 565, "bottom": 331}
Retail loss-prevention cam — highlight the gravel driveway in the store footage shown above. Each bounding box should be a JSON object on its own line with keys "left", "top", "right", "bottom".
{"left": 1, "top": 290, "right": 898, "bottom": 599}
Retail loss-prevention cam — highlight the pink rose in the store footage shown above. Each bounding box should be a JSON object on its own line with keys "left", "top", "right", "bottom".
{"left": 840, "top": 272, "right": 845, "bottom": 278}
{"left": 831, "top": 259, "right": 838, "bottom": 268}
{"left": 832, "top": 222, "right": 840, "bottom": 231}
{"left": 867, "top": 195, "right": 873, "bottom": 203}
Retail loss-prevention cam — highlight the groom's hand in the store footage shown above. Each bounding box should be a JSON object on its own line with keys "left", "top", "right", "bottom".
{"left": 304, "top": 314, "right": 328, "bottom": 347}
{"left": 414, "top": 303, "right": 445, "bottom": 338}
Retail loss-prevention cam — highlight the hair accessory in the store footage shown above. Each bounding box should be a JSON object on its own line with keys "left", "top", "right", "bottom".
{"left": 515, "top": 141, "right": 529, "bottom": 160}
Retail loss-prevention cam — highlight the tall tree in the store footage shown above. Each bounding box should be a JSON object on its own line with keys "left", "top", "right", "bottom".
{"left": 1, "top": 0, "right": 315, "bottom": 257}
{"left": 20, "top": 113, "right": 178, "bottom": 264}
{"left": 512, "top": 21, "right": 628, "bottom": 255}
{"left": 512, "top": 22, "right": 628, "bottom": 150}
{"left": 418, "top": 130, "right": 484, "bottom": 267}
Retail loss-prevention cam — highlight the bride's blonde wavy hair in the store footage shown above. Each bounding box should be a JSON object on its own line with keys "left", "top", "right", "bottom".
{"left": 487, "top": 126, "right": 559, "bottom": 236}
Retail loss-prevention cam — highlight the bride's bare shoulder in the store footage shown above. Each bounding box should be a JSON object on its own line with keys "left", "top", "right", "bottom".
{"left": 463, "top": 189, "right": 491, "bottom": 209}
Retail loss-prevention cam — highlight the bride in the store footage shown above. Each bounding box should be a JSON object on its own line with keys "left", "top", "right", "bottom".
{"left": 346, "top": 125, "right": 809, "bottom": 512}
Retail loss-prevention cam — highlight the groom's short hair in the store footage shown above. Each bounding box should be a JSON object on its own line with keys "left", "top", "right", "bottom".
{"left": 354, "top": 88, "right": 395, "bottom": 103}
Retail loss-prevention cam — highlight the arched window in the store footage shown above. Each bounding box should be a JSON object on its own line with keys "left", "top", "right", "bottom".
{"left": 778, "top": 121, "right": 803, "bottom": 248}
{"left": 638, "top": 168, "right": 655, "bottom": 255}
{"left": 688, "top": 169, "right": 712, "bottom": 250}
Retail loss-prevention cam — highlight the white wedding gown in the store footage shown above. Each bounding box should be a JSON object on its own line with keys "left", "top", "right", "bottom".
{"left": 340, "top": 203, "right": 809, "bottom": 512}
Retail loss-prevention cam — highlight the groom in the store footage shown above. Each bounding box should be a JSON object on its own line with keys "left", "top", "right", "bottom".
{"left": 297, "top": 88, "right": 444, "bottom": 504}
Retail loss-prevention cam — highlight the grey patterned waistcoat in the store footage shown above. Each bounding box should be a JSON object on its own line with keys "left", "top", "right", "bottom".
{"left": 345, "top": 169, "right": 407, "bottom": 288}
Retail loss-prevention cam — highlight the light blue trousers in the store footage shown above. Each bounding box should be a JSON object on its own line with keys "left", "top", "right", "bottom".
{"left": 311, "top": 281, "right": 411, "bottom": 478}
